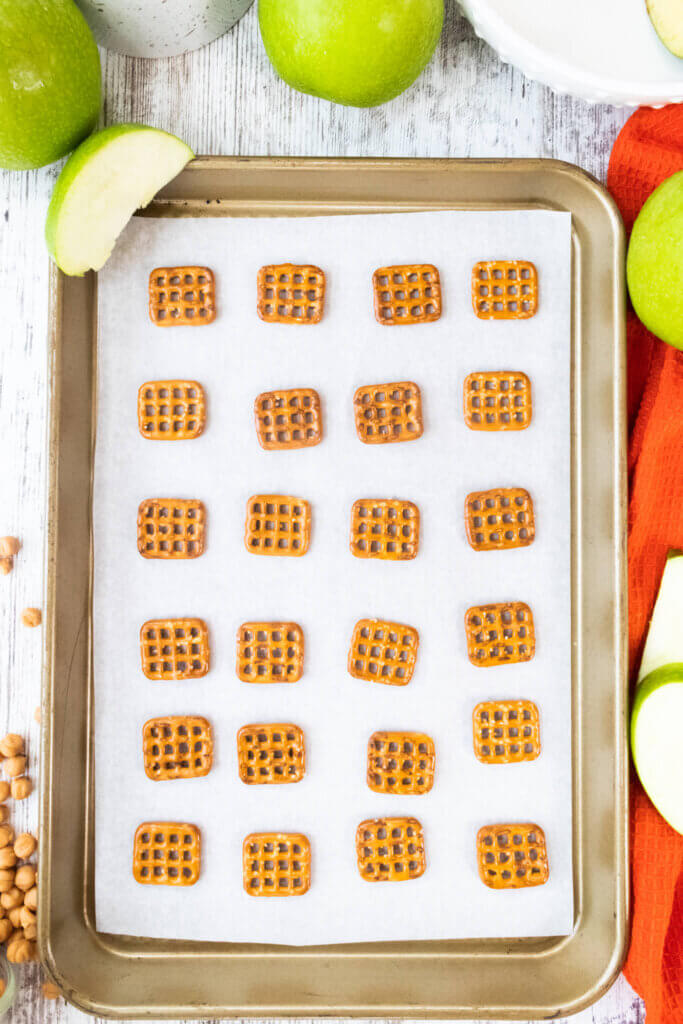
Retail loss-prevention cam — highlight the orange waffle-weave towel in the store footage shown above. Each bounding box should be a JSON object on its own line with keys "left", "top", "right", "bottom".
{"left": 607, "top": 104, "right": 683, "bottom": 1024}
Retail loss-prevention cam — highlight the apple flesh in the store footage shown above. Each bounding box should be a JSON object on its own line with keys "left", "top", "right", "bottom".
{"left": 646, "top": 0, "right": 683, "bottom": 58}
{"left": 258, "top": 0, "right": 444, "bottom": 108}
{"left": 631, "top": 551, "right": 683, "bottom": 834}
{"left": 626, "top": 170, "right": 683, "bottom": 350}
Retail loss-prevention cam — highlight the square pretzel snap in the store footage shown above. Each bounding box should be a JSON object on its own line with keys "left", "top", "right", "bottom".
{"left": 477, "top": 823, "right": 549, "bottom": 888}
{"left": 348, "top": 619, "right": 419, "bottom": 686}
{"left": 149, "top": 267, "right": 216, "bottom": 326}
{"left": 236, "top": 622, "right": 304, "bottom": 683}
{"left": 138, "top": 381, "right": 206, "bottom": 440}
{"left": 465, "top": 602, "right": 535, "bottom": 667}
{"left": 356, "top": 817, "right": 426, "bottom": 882}
{"left": 245, "top": 495, "right": 311, "bottom": 556}
{"left": 133, "top": 822, "right": 201, "bottom": 886}
{"left": 140, "top": 618, "right": 210, "bottom": 680}
{"left": 257, "top": 264, "right": 325, "bottom": 324}
{"left": 353, "top": 382, "right": 423, "bottom": 444}
{"left": 143, "top": 716, "right": 213, "bottom": 780}
{"left": 473, "top": 701, "right": 540, "bottom": 764}
{"left": 465, "top": 487, "right": 535, "bottom": 551}
{"left": 373, "top": 265, "right": 441, "bottom": 325}
{"left": 243, "top": 833, "right": 311, "bottom": 896}
{"left": 367, "top": 732, "right": 435, "bottom": 794}
{"left": 137, "top": 498, "right": 206, "bottom": 559}
{"left": 350, "top": 499, "right": 419, "bottom": 560}
{"left": 237, "top": 723, "right": 305, "bottom": 784}
{"left": 464, "top": 372, "right": 532, "bottom": 431}
{"left": 254, "top": 388, "right": 322, "bottom": 450}
{"left": 472, "top": 261, "right": 538, "bottom": 320}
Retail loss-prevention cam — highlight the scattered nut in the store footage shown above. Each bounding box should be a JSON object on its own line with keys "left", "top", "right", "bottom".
{"left": 1, "top": 887, "right": 23, "bottom": 910}
{"left": 19, "top": 905, "right": 35, "bottom": 928}
{"left": 3, "top": 757, "right": 26, "bottom": 779}
{"left": 23, "top": 922, "right": 36, "bottom": 941}
{"left": 21, "top": 608, "right": 41, "bottom": 628}
{"left": 14, "top": 833, "right": 36, "bottom": 860}
{"left": 0, "top": 558, "right": 12, "bottom": 576}
{"left": 0, "top": 827, "right": 14, "bottom": 850}
{"left": 33, "top": 707, "right": 41, "bottom": 724}
{"left": 0, "top": 870, "right": 15, "bottom": 895}
{"left": 8, "top": 907, "right": 22, "bottom": 929}
{"left": 0, "top": 920, "right": 12, "bottom": 943}
{"left": 0, "top": 735, "right": 24, "bottom": 759}
{"left": 7, "top": 936, "right": 33, "bottom": 963}
{"left": 0, "top": 807, "right": 9, "bottom": 826}
{"left": 0, "top": 784, "right": 11, "bottom": 804}
{"left": 0, "top": 538, "right": 20, "bottom": 558}
{"left": 15, "top": 865, "right": 35, "bottom": 892}
{"left": 0, "top": 849, "right": 16, "bottom": 870}
{"left": 11, "top": 778, "right": 32, "bottom": 800}
{"left": 24, "top": 886, "right": 37, "bottom": 911}
{"left": 42, "top": 980, "right": 60, "bottom": 1000}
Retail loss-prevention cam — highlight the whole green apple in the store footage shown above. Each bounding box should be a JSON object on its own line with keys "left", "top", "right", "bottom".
{"left": 0, "top": 0, "right": 101, "bottom": 171}
{"left": 258, "top": 0, "right": 444, "bottom": 108}
{"left": 626, "top": 169, "right": 683, "bottom": 350}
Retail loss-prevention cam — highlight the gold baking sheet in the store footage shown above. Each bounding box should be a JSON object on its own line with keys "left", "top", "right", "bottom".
{"left": 39, "top": 157, "right": 628, "bottom": 1018}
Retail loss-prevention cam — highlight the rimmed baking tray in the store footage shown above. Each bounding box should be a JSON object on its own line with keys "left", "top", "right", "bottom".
{"left": 40, "top": 157, "right": 628, "bottom": 1019}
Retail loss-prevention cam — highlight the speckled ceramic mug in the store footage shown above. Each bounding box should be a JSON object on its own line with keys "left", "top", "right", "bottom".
{"left": 74, "top": 0, "right": 255, "bottom": 58}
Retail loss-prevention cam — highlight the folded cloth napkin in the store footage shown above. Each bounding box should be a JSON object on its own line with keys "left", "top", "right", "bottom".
{"left": 606, "top": 103, "right": 683, "bottom": 1024}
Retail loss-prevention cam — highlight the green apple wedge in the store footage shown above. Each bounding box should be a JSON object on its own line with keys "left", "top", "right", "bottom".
{"left": 46, "top": 124, "right": 194, "bottom": 276}
{"left": 631, "top": 550, "right": 683, "bottom": 834}
{"left": 646, "top": 0, "right": 683, "bottom": 58}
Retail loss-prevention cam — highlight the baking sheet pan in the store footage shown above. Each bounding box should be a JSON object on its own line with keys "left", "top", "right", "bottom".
{"left": 40, "top": 157, "right": 628, "bottom": 1018}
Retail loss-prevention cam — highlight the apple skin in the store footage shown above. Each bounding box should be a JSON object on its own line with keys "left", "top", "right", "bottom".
{"left": 631, "top": 663, "right": 683, "bottom": 834}
{"left": 258, "top": 0, "right": 444, "bottom": 108}
{"left": 626, "top": 170, "right": 683, "bottom": 350}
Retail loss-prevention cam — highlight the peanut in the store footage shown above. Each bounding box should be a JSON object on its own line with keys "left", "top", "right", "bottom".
{"left": 15, "top": 865, "right": 35, "bottom": 892}
{"left": 11, "top": 777, "right": 32, "bottom": 800}
{"left": 0, "top": 538, "right": 20, "bottom": 558}
{"left": 6, "top": 937, "right": 33, "bottom": 963}
{"left": 0, "top": 735, "right": 24, "bottom": 759}
{"left": 3, "top": 756, "right": 26, "bottom": 779}
{"left": 1, "top": 887, "right": 22, "bottom": 910}
{"left": 8, "top": 907, "right": 22, "bottom": 929}
{"left": 0, "top": 849, "right": 16, "bottom": 870}
{"left": 0, "top": 783, "right": 11, "bottom": 803}
{"left": 42, "top": 980, "right": 61, "bottom": 999}
{"left": 21, "top": 607, "right": 41, "bottom": 628}
{"left": 19, "top": 906, "right": 34, "bottom": 929}
{"left": 0, "top": 558, "right": 12, "bottom": 576}
{"left": 0, "top": 871, "right": 15, "bottom": 894}
{"left": 24, "top": 886, "right": 37, "bottom": 911}
{"left": 14, "top": 833, "right": 36, "bottom": 860}
{"left": 0, "top": 919, "right": 12, "bottom": 943}
{"left": 23, "top": 922, "right": 36, "bottom": 941}
{"left": 33, "top": 707, "right": 41, "bottom": 724}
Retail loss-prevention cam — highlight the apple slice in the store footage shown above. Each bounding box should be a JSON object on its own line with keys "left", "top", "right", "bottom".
{"left": 631, "top": 550, "right": 683, "bottom": 834}
{"left": 646, "top": 0, "right": 683, "bottom": 59}
{"left": 45, "top": 124, "right": 194, "bottom": 276}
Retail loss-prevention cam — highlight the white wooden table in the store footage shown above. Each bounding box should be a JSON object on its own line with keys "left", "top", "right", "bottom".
{"left": 0, "top": 4, "right": 642, "bottom": 1021}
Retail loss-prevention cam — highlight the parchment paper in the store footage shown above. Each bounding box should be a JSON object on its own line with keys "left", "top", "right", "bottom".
{"left": 94, "top": 209, "right": 573, "bottom": 944}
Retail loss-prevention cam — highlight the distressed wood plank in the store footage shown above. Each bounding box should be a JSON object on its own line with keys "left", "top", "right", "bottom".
{"left": 0, "top": 3, "right": 634, "bottom": 1021}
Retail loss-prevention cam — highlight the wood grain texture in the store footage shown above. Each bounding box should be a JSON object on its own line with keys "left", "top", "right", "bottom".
{"left": 0, "top": 3, "right": 635, "bottom": 1021}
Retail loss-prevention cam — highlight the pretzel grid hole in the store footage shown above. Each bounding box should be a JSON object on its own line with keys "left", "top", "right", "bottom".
{"left": 468, "top": 605, "right": 534, "bottom": 665}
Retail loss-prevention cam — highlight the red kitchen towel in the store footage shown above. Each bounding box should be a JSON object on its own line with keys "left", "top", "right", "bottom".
{"left": 607, "top": 103, "right": 683, "bottom": 1024}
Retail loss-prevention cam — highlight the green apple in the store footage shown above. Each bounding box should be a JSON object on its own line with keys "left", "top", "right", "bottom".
{"left": 631, "top": 551, "right": 683, "bottom": 834}
{"left": 0, "top": 0, "right": 100, "bottom": 171}
{"left": 45, "top": 124, "right": 193, "bottom": 276}
{"left": 258, "top": 0, "right": 444, "bottom": 108}
{"left": 646, "top": 0, "right": 683, "bottom": 58}
{"left": 626, "top": 170, "right": 683, "bottom": 350}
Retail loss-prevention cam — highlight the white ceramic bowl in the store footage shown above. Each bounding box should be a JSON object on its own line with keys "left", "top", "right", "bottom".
{"left": 459, "top": 0, "right": 683, "bottom": 105}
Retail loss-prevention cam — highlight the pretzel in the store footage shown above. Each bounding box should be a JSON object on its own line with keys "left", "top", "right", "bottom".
{"left": 477, "top": 823, "right": 549, "bottom": 888}
{"left": 142, "top": 716, "right": 213, "bottom": 780}
{"left": 236, "top": 622, "right": 304, "bottom": 683}
{"left": 254, "top": 388, "right": 322, "bottom": 450}
{"left": 464, "top": 602, "right": 535, "bottom": 667}
{"left": 148, "top": 267, "right": 216, "bottom": 326}
{"left": 243, "top": 832, "right": 311, "bottom": 896}
{"left": 138, "top": 380, "right": 206, "bottom": 440}
{"left": 244, "top": 495, "right": 311, "bottom": 557}
{"left": 463, "top": 372, "right": 532, "bottom": 431}
{"left": 373, "top": 265, "right": 441, "bottom": 325}
{"left": 471, "top": 261, "right": 538, "bottom": 320}
{"left": 350, "top": 499, "right": 419, "bottom": 560}
{"left": 140, "top": 618, "right": 210, "bottom": 679}
{"left": 464, "top": 487, "right": 535, "bottom": 551}
{"left": 353, "top": 382, "right": 423, "bottom": 444}
{"left": 133, "top": 822, "right": 200, "bottom": 886}
{"left": 356, "top": 817, "right": 425, "bottom": 882}
{"left": 472, "top": 701, "right": 540, "bottom": 763}
{"left": 237, "top": 723, "right": 305, "bottom": 784}
{"left": 257, "top": 264, "right": 325, "bottom": 324}
{"left": 137, "top": 499, "right": 206, "bottom": 559}
{"left": 367, "top": 732, "right": 435, "bottom": 794}
{"left": 348, "top": 619, "right": 419, "bottom": 686}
